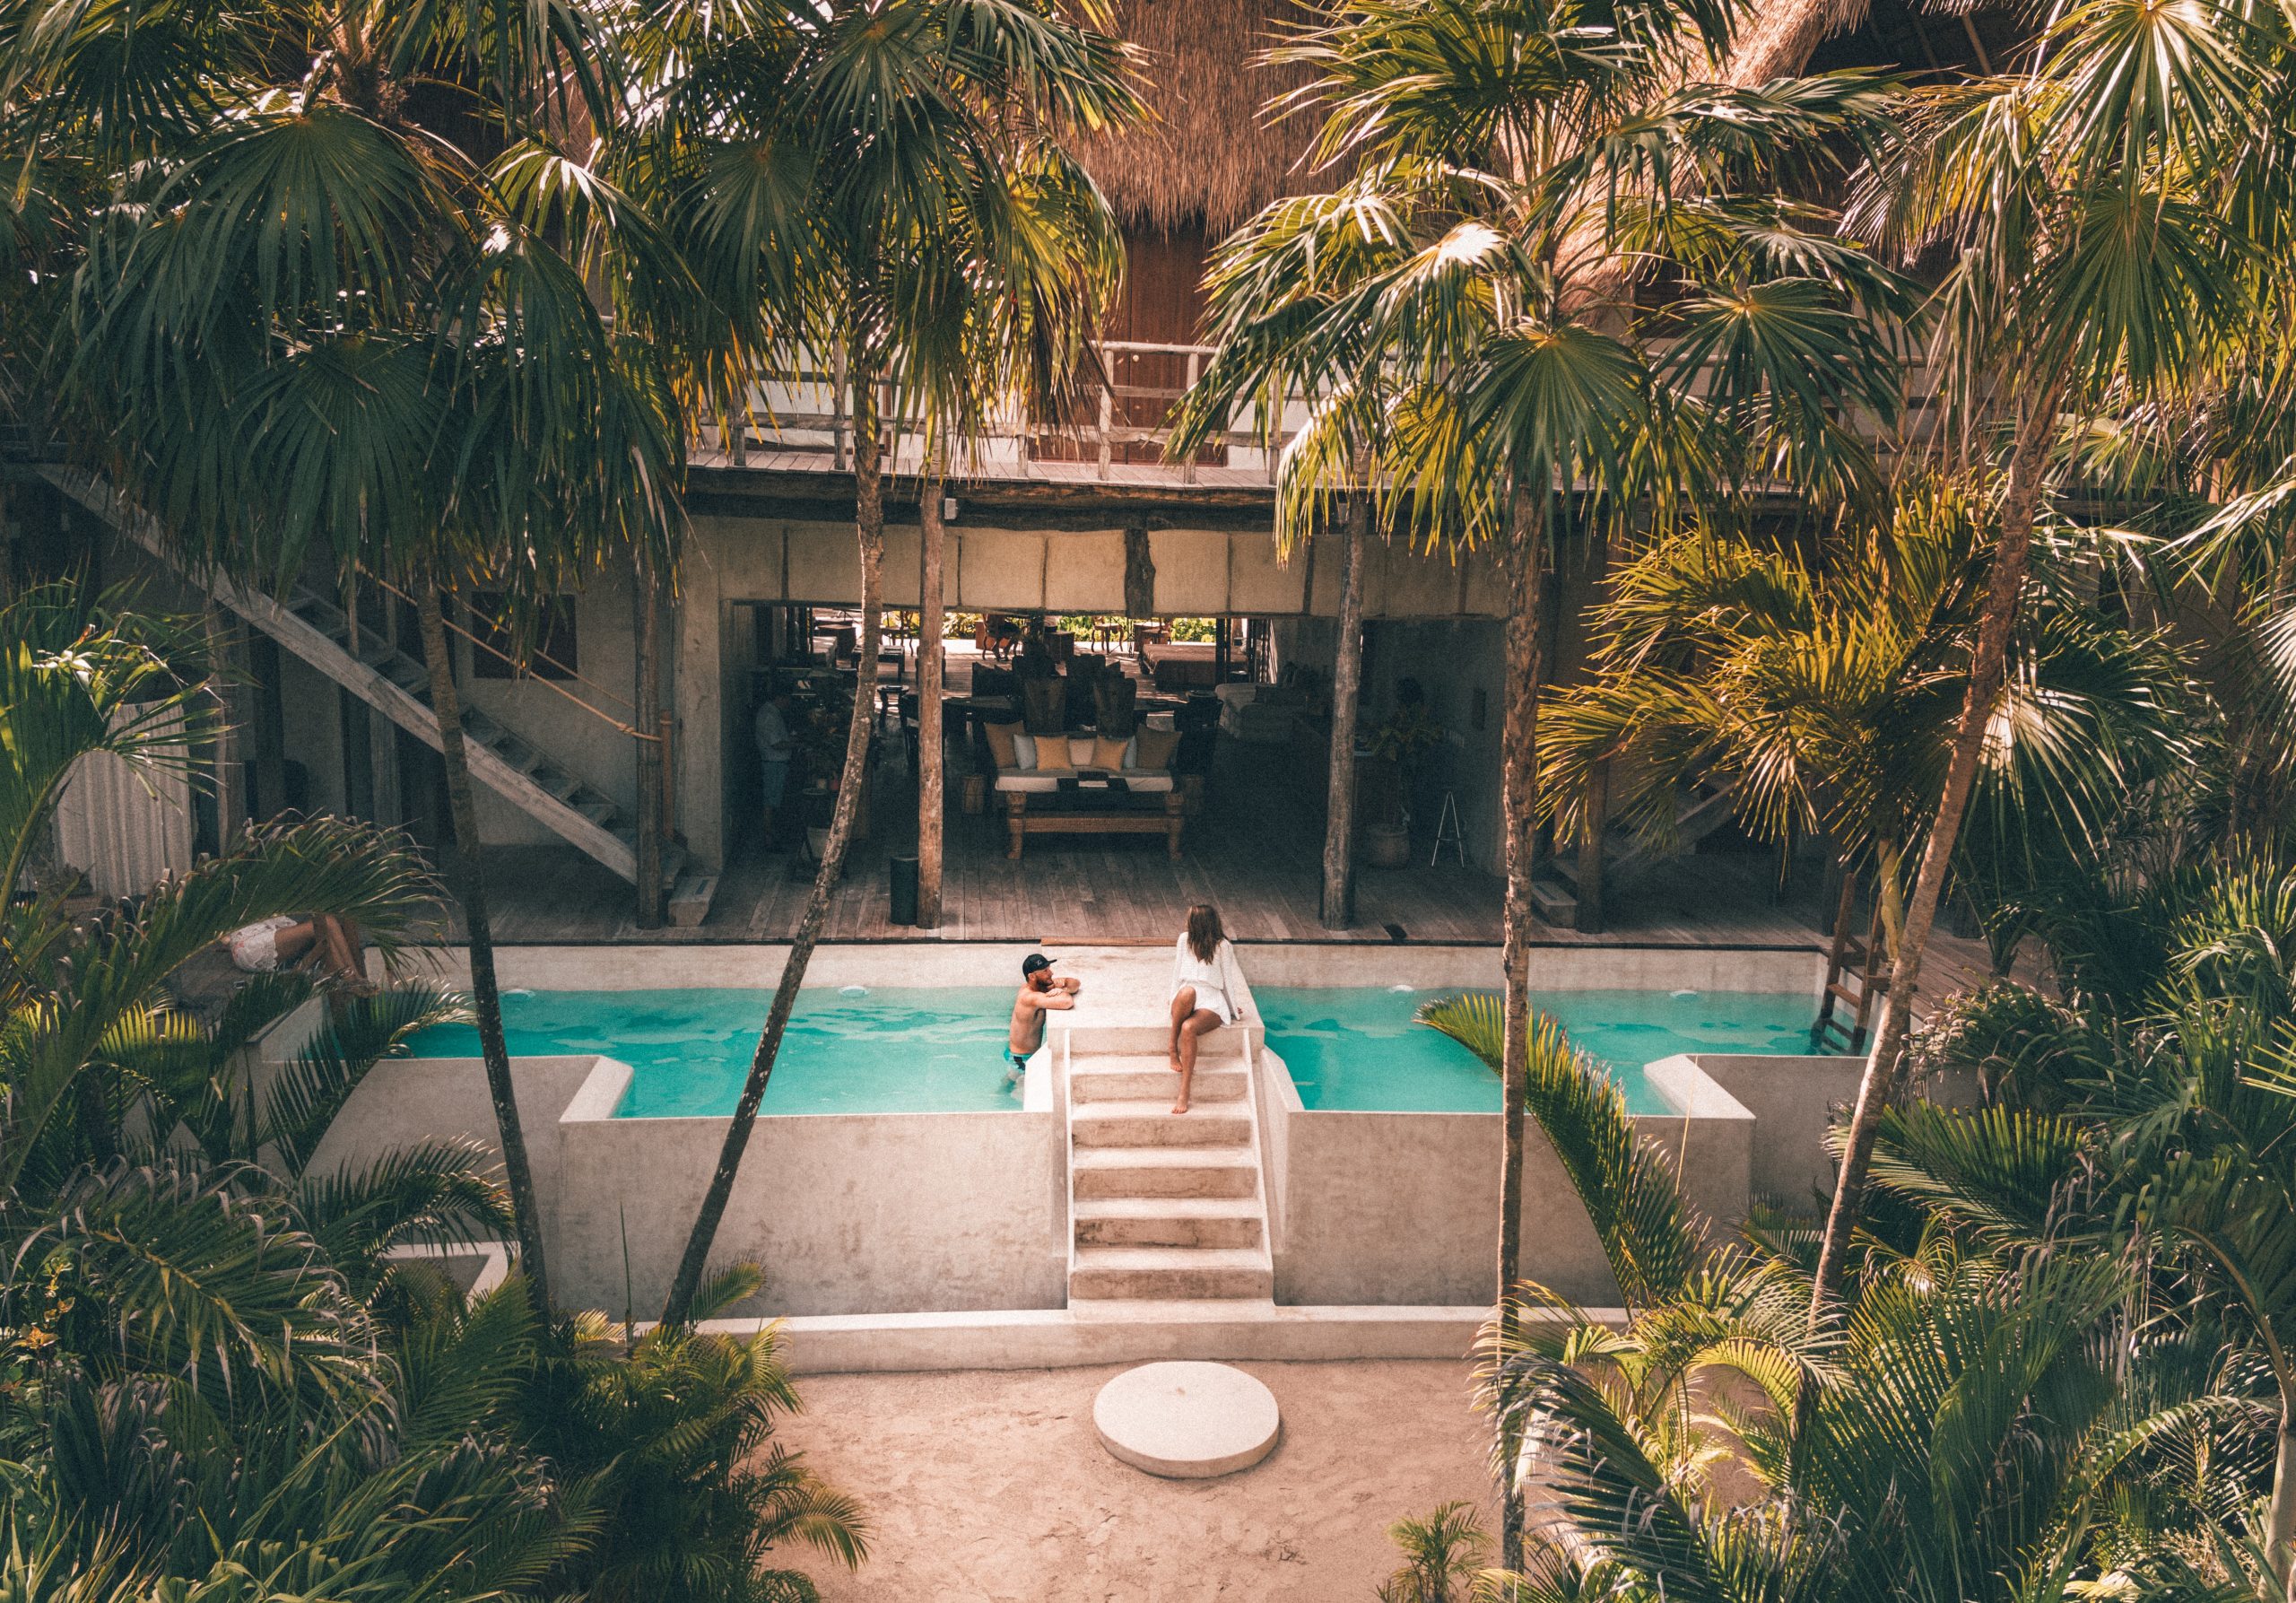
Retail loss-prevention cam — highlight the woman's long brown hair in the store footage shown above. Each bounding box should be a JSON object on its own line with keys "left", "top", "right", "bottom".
{"left": 1185, "top": 903, "right": 1224, "bottom": 963}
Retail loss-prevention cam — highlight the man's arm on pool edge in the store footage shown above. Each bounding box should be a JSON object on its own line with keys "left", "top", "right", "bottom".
{"left": 1030, "top": 989, "right": 1077, "bottom": 1012}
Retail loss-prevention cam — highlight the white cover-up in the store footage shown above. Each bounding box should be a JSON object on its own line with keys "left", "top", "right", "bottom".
{"left": 228, "top": 915, "right": 296, "bottom": 972}
{"left": 1173, "top": 934, "right": 1235, "bottom": 1024}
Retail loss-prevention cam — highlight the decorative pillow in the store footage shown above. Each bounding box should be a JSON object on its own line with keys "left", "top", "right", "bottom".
{"left": 1130, "top": 727, "right": 1181, "bottom": 771}
{"left": 1025, "top": 736, "right": 1072, "bottom": 773}
{"left": 1012, "top": 733, "right": 1037, "bottom": 768}
{"left": 1067, "top": 736, "right": 1099, "bottom": 768}
{"left": 984, "top": 721, "right": 1022, "bottom": 770}
{"left": 1091, "top": 735, "right": 1131, "bottom": 771}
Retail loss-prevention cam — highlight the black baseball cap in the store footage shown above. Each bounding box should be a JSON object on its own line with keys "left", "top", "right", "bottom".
{"left": 1021, "top": 954, "right": 1055, "bottom": 976}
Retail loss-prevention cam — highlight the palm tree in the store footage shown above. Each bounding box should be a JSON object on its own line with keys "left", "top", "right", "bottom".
{"left": 1425, "top": 987, "right": 2243, "bottom": 1596}
{"left": 1375, "top": 1502, "right": 1507, "bottom": 1603}
{"left": 1805, "top": 0, "right": 2296, "bottom": 1320}
{"left": 1874, "top": 846, "right": 2296, "bottom": 1595}
{"left": 6, "top": 0, "right": 700, "bottom": 1311}
{"left": 1540, "top": 486, "right": 2188, "bottom": 1002}
{"left": 1178, "top": 0, "right": 1909, "bottom": 1558}
{"left": 626, "top": 0, "right": 1139, "bottom": 1323}
{"left": 0, "top": 588, "right": 442, "bottom": 1194}
{"left": 0, "top": 584, "right": 870, "bottom": 1601}
{"left": 908, "top": 147, "right": 1127, "bottom": 929}
{"left": 524, "top": 1275, "right": 871, "bottom": 1601}
{"left": 0, "top": 592, "right": 574, "bottom": 1600}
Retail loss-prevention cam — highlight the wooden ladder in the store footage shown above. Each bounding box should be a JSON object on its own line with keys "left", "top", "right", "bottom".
{"left": 1811, "top": 873, "right": 1887, "bottom": 1052}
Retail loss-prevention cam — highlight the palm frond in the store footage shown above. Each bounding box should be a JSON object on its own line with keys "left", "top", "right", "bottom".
{"left": 1418, "top": 992, "right": 1698, "bottom": 1306}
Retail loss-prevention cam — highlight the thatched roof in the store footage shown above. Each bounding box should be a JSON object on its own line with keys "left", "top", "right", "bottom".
{"left": 1073, "top": 0, "right": 1325, "bottom": 235}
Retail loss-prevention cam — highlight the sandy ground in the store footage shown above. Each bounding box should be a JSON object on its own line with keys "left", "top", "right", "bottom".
{"left": 770, "top": 1359, "right": 1500, "bottom": 1602}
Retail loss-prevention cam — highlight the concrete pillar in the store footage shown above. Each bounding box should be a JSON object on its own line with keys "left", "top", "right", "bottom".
{"left": 674, "top": 555, "right": 728, "bottom": 870}
{"left": 248, "top": 633, "right": 288, "bottom": 820}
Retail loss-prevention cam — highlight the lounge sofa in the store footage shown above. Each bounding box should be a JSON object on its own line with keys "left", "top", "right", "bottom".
{"left": 981, "top": 725, "right": 1185, "bottom": 859}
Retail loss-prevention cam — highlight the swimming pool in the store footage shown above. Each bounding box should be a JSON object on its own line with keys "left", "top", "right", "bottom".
{"left": 1256, "top": 987, "right": 1831, "bottom": 1114}
{"left": 404, "top": 987, "right": 1026, "bottom": 1117}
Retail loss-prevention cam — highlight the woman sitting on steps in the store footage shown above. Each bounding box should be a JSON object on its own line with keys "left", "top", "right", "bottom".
{"left": 1168, "top": 902, "right": 1233, "bottom": 1115}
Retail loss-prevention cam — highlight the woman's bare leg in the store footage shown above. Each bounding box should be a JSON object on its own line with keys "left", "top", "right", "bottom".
{"left": 314, "top": 915, "right": 370, "bottom": 990}
{"left": 272, "top": 920, "right": 319, "bottom": 968}
{"left": 1169, "top": 986, "right": 1196, "bottom": 1071}
{"left": 1172, "top": 1009, "right": 1221, "bottom": 1113}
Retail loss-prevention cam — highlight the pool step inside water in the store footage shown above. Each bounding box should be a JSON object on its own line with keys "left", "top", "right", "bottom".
{"left": 1065, "top": 1037, "right": 1274, "bottom": 1304}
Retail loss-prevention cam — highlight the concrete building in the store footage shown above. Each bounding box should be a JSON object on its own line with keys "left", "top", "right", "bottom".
{"left": 6, "top": 0, "right": 2010, "bottom": 951}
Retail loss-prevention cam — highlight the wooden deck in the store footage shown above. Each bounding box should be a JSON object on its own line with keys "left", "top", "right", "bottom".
{"left": 468, "top": 740, "right": 1848, "bottom": 948}
{"left": 450, "top": 727, "right": 2022, "bottom": 1006}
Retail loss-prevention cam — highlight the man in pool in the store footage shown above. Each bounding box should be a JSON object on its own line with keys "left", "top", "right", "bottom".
{"left": 1005, "top": 953, "right": 1081, "bottom": 1085}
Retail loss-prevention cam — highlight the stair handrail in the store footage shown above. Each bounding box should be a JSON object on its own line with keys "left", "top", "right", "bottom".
{"left": 354, "top": 570, "right": 661, "bottom": 743}
{"left": 1225, "top": 947, "right": 1281, "bottom": 1274}
{"left": 1057, "top": 1027, "right": 1079, "bottom": 1291}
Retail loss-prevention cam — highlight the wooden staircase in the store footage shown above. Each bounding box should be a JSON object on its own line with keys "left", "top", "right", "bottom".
{"left": 1064, "top": 1044, "right": 1274, "bottom": 1304}
{"left": 55, "top": 469, "right": 709, "bottom": 913}
{"left": 1811, "top": 874, "right": 1887, "bottom": 1051}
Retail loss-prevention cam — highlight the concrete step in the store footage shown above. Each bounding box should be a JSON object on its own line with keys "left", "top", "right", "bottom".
{"left": 1063, "top": 1295, "right": 1283, "bottom": 1322}
{"left": 668, "top": 871, "right": 718, "bottom": 928}
{"left": 1073, "top": 1197, "right": 1264, "bottom": 1249}
{"left": 1072, "top": 1102, "right": 1250, "bottom": 1148}
{"left": 1529, "top": 876, "right": 1578, "bottom": 927}
{"left": 1069, "top": 1245, "right": 1273, "bottom": 1302}
{"left": 1072, "top": 1147, "right": 1258, "bottom": 1200}
{"left": 1071, "top": 1059, "right": 1246, "bottom": 1102}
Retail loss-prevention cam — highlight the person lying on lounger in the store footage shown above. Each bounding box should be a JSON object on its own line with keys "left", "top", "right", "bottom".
{"left": 1005, "top": 952, "right": 1081, "bottom": 1085}
{"left": 223, "top": 913, "right": 372, "bottom": 991}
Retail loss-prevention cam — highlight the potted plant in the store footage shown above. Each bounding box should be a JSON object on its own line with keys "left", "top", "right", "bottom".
{"left": 1361, "top": 701, "right": 1443, "bottom": 867}
{"left": 793, "top": 681, "right": 867, "bottom": 861}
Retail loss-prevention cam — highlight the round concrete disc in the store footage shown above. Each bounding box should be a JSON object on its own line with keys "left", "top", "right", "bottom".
{"left": 1093, "top": 1361, "right": 1280, "bottom": 1478}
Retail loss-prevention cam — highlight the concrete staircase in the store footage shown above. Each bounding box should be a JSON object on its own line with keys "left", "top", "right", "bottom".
{"left": 1065, "top": 1045, "right": 1274, "bottom": 1305}
{"left": 51, "top": 468, "right": 711, "bottom": 916}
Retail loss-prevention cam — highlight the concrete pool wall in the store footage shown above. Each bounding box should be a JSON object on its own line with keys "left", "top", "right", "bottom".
{"left": 309, "top": 939, "right": 1858, "bottom": 1319}
{"left": 1224, "top": 944, "right": 1857, "bottom": 1307}
{"left": 311, "top": 1048, "right": 1065, "bottom": 1315}
{"left": 1232, "top": 940, "right": 1827, "bottom": 997}
{"left": 1251, "top": 1049, "right": 1865, "bottom": 1305}
{"left": 309, "top": 944, "right": 1073, "bottom": 1316}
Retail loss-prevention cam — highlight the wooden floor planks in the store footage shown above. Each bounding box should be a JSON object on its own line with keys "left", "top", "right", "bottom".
{"left": 461, "top": 736, "right": 1886, "bottom": 957}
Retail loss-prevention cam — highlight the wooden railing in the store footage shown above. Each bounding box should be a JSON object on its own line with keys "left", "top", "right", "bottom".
{"left": 702, "top": 340, "right": 1945, "bottom": 487}
{"left": 705, "top": 340, "right": 1295, "bottom": 484}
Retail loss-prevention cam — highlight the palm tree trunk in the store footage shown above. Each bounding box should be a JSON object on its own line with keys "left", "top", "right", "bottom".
{"left": 1724, "top": 0, "right": 1852, "bottom": 87}
{"left": 2269, "top": 1396, "right": 2296, "bottom": 1599}
{"left": 1319, "top": 491, "right": 1370, "bottom": 928}
{"left": 1496, "top": 484, "right": 1547, "bottom": 1571}
{"left": 414, "top": 571, "right": 552, "bottom": 1309}
{"left": 662, "top": 370, "right": 886, "bottom": 1324}
{"left": 632, "top": 546, "right": 666, "bottom": 929}
{"left": 918, "top": 451, "right": 947, "bottom": 928}
{"left": 1806, "top": 386, "right": 2057, "bottom": 1318}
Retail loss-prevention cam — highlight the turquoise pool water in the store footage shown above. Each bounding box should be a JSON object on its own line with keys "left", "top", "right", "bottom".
{"left": 1256, "top": 987, "right": 1829, "bottom": 1114}
{"left": 404, "top": 987, "right": 1025, "bottom": 1118}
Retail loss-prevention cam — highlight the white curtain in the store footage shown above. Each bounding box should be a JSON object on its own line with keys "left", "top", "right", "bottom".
{"left": 55, "top": 706, "right": 196, "bottom": 900}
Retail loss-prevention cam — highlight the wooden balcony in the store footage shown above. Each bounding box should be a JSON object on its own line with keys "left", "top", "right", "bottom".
{"left": 691, "top": 340, "right": 1950, "bottom": 500}
{"left": 691, "top": 340, "right": 1297, "bottom": 492}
